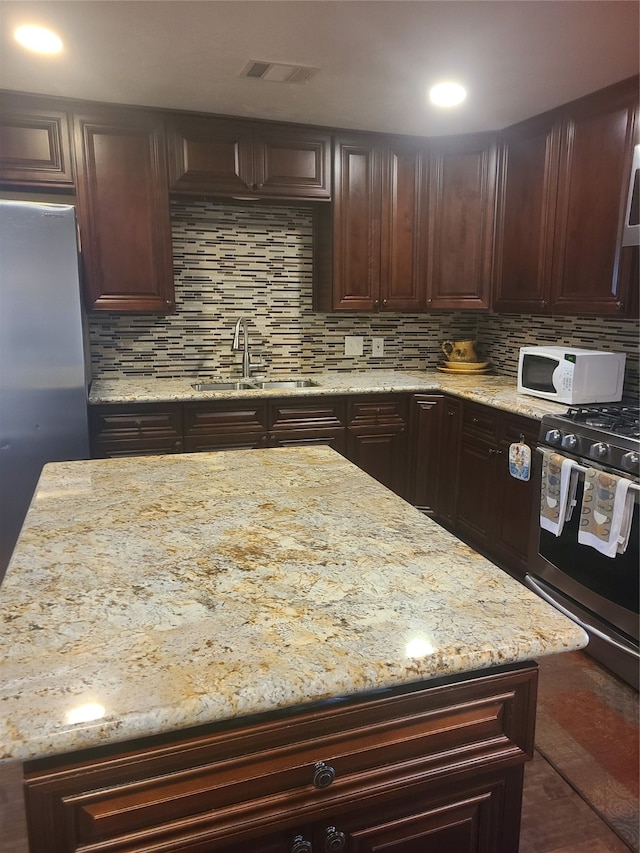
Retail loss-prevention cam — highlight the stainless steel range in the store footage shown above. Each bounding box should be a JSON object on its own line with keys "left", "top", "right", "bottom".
{"left": 527, "top": 402, "right": 639, "bottom": 689}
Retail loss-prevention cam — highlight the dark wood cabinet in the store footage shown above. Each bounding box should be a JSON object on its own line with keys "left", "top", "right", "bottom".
{"left": 23, "top": 663, "right": 537, "bottom": 853}
{"left": 0, "top": 93, "right": 75, "bottom": 189}
{"left": 492, "top": 113, "right": 560, "bottom": 314}
{"left": 408, "top": 394, "right": 444, "bottom": 514}
{"left": 452, "top": 402, "right": 538, "bottom": 577}
{"left": 314, "top": 134, "right": 429, "bottom": 312}
{"left": 551, "top": 77, "right": 638, "bottom": 316}
{"left": 346, "top": 395, "right": 409, "bottom": 497}
{"left": 73, "top": 105, "right": 175, "bottom": 312}
{"left": 493, "top": 75, "right": 639, "bottom": 317}
{"left": 167, "top": 115, "right": 331, "bottom": 200}
{"left": 427, "top": 133, "right": 498, "bottom": 311}
{"left": 89, "top": 403, "right": 183, "bottom": 457}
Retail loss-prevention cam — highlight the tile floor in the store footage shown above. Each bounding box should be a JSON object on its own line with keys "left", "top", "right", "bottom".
{"left": 520, "top": 650, "right": 639, "bottom": 853}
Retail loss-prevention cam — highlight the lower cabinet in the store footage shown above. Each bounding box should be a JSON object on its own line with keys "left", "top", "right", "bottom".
{"left": 438, "top": 400, "right": 539, "bottom": 578}
{"left": 89, "top": 403, "right": 184, "bottom": 457}
{"left": 23, "top": 663, "right": 537, "bottom": 853}
{"left": 345, "top": 395, "right": 409, "bottom": 498}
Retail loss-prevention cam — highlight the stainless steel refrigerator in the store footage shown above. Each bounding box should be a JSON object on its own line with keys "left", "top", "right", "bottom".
{"left": 0, "top": 200, "right": 91, "bottom": 580}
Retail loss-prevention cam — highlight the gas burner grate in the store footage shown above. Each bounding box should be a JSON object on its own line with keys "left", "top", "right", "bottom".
{"left": 564, "top": 403, "right": 640, "bottom": 437}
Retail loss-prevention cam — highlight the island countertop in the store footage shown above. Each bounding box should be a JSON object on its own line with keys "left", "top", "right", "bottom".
{"left": 89, "top": 369, "right": 570, "bottom": 421}
{"left": 0, "top": 445, "right": 587, "bottom": 763}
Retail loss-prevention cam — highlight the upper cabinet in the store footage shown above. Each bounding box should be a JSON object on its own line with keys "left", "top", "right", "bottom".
{"left": 493, "top": 76, "right": 639, "bottom": 317}
{"left": 73, "top": 105, "right": 175, "bottom": 312}
{"left": 313, "top": 133, "right": 429, "bottom": 312}
{"left": 427, "top": 133, "right": 498, "bottom": 310}
{"left": 166, "top": 115, "right": 331, "bottom": 200}
{"left": 0, "top": 92, "right": 74, "bottom": 189}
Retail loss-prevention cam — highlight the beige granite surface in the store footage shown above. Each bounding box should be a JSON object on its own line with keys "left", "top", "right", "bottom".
{"left": 0, "top": 446, "right": 586, "bottom": 764}
{"left": 89, "top": 369, "right": 570, "bottom": 420}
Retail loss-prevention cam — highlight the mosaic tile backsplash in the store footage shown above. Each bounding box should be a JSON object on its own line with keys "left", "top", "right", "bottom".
{"left": 89, "top": 201, "right": 639, "bottom": 397}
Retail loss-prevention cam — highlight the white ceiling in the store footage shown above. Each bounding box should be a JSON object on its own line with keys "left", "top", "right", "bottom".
{"left": 0, "top": 0, "right": 638, "bottom": 137}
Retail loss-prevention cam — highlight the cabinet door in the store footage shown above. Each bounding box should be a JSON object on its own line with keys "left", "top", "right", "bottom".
{"left": 346, "top": 396, "right": 408, "bottom": 497}
{"left": 328, "top": 768, "right": 524, "bottom": 853}
{"left": 327, "top": 135, "right": 382, "bottom": 311}
{"left": 74, "top": 106, "right": 174, "bottom": 312}
{"left": 254, "top": 126, "right": 331, "bottom": 199}
{"left": 454, "top": 405, "right": 500, "bottom": 550}
{"left": 0, "top": 93, "right": 74, "bottom": 188}
{"left": 379, "top": 137, "right": 429, "bottom": 311}
{"left": 407, "top": 394, "right": 443, "bottom": 514}
{"left": 428, "top": 133, "right": 497, "bottom": 310}
{"left": 492, "top": 114, "right": 561, "bottom": 313}
{"left": 490, "top": 413, "right": 539, "bottom": 578}
{"left": 437, "top": 397, "right": 463, "bottom": 526}
{"left": 551, "top": 77, "right": 639, "bottom": 315}
{"left": 167, "top": 115, "right": 255, "bottom": 195}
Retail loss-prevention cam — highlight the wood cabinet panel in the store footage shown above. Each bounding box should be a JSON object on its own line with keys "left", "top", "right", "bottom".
{"left": 314, "top": 135, "right": 428, "bottom": 313}
{"left": 551, "top": 79, "right": 638, "bottom": 315}
{"left": 346, "top": 395, "right": 409, "bottom": 497}
{"left": 407, "top": 394, "right": 444, "bottom": 514}
{"left": 0, "top": 93, "right": 74, "bottom": 188}
{"left": 167, "top": 115, "right": 331, "bottom": 199}
{"left": 492, "top": 114, "right": 560, "bottom": 313}
{"left": 23, "top": 665, "right": 537, "bottom": 853}
{"left": 437, "top": 397, "right": 463, "bottom": 526}
{"left": 90, "top": 403, "right": 183, "bottom": 457}
{"left": 427, "top": 133, "right": 497, "bottom": 310}
{"left": 74, "top": 106, "right": 174, "bottom": 312}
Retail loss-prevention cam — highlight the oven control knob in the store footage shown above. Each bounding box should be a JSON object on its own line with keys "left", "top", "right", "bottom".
{"left": 621, "top": 451, "right": 639, "bottom": 472}
{"left": 545, "top": 429, "right": 562, "bottom": 445}
{"left": 561, "top": 433, "right": 578, "bottom": 450}
{"left": 590, "top": 442, "right": 609, "bottom": 458}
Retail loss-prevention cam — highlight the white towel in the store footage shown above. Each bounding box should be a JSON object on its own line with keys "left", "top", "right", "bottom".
{"left": 578, "top": 469, "right": 635, "bottom": 558}
{"left": 539, "top": 450, "right": 579, "bottom": 536}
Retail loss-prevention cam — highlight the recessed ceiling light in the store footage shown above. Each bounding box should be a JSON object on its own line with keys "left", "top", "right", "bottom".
{"left": 14, "top": 24, "right": 63, "bottom": 54}
{"left": 429, "top": 81, "right": 467, "bottom": 108}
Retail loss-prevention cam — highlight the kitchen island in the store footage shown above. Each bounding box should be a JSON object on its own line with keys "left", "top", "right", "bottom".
{"left": 0, "top": 446, "right": 587, "bottom": 852}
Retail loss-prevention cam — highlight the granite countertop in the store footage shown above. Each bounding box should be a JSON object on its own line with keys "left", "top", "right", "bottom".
{"left": 89, "top": 369, "right": 570, "bottom": 421}
{"left": 0, "top": 445, "right": 587, "bottom": 763}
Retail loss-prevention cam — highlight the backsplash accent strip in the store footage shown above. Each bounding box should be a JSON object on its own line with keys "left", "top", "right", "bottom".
{"left": 88, "top": 200, "right": 638, "bottom": 397}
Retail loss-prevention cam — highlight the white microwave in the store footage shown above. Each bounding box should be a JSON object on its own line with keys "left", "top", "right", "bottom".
{"left": 517, "top": 346, "right": 626, "bottom": 404}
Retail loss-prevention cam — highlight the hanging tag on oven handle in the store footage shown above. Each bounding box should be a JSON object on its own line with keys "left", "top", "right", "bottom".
{"left": 509, "top": 440, "right": 531, "bottom": 481}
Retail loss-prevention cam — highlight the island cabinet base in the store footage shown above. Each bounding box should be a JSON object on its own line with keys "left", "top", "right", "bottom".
{"left": 23, "top": 663, "right": 538, "bottom": 853}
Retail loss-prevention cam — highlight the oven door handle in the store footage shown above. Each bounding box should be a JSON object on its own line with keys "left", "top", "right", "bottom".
{"left": 525, "top": 575, "right": 640, "bottom": 659}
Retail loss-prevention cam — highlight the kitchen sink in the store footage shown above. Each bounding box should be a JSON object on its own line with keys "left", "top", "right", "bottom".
{"left": 252, "top": 379, "right": 320, "bottom": 389}
{"left": 191, "top": 381, "right": 257, "bottom": 391}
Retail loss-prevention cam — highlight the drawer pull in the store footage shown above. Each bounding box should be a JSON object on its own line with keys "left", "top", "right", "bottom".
{"left": 291, "top": 836, "right": 313, "bottom": 853}
{"left": 324, "top": 826, "right": 347, "bottom": 851}
{"left": 313, "top": 761, "right": 336, "bottom": 789}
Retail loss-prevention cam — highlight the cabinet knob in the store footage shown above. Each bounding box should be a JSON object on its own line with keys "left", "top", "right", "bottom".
{"left": 313, "top": 761, "right": 336, "bottom": 789}
{"left": 134, "top": 419, "right": 142, "bottom": 427}
{"left": 324, "top": 826, "right": 347, "bottom": 852}
{"left": 291, "top": 836, "right": 313, "bottom": 853}
{"left": 382, "top": 298, "right": 388, "bottom": 306}
{"left": 616, "top": 301, "right": 624, "bottom": 311}
{"left": 174, "top": 440, "right": 182, "bottom": 451}
{"left": 472, "top": 417, "right": 479, "bottom": 424}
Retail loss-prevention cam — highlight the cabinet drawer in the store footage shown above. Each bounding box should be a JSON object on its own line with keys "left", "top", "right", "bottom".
{"left": 462, "top": 403, "right": 498, "bottom": 438}
{"left": 347, "top": 395, "right": 408, "bottom": 426}
{"left": 183, "top": 401, "right": 269, "bottom": 435}
{"left": 92, "top": 437, "right": 184, "bottom": 458}
{"left": 270, "top": 398, "right": 346, "bottom": 431}
{"left": 499, "top": 412, "right": 539, "bottom": 446}
{"left": 90, "top": 404, "right": 183, "bottom": 441}
{"left": 24, "top": 666, "right": 537, "bottom": 852}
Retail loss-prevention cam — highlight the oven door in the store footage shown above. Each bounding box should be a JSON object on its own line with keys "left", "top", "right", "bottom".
{"left": 527, "top": 452, "right": 639, "bottom": 686}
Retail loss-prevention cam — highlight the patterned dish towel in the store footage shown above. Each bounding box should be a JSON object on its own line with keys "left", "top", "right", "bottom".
{"left": 539, "top": 450, "right": 579, "bottom": 536}
{"left": 578, "top": 469, "right": 635, "bottom": 558}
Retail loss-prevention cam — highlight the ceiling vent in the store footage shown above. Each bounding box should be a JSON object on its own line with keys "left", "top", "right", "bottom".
{"left": 240, "top": 60, "right": 317, "bottom": 84}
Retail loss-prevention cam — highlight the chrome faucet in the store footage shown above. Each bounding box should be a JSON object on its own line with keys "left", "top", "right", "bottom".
{"left": 231, "top": 317, "right": 252, "bottom": 379}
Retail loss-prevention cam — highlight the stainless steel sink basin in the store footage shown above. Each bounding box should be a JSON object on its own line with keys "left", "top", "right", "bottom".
{"left": 191, "top": 381, "right": 257, "bottom": 391}
{"left": 252, "top": 379, "right": 320, "bottom": 389}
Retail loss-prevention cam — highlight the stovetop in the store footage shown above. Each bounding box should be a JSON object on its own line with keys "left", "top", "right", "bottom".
{"left": 539, "top": 402, "right": 640, "bottom": 476}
